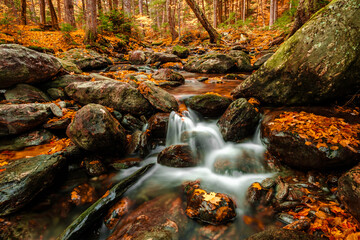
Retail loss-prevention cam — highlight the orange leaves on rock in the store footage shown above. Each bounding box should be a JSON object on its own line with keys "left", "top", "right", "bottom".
{"left": 269, "top": 111, "right": 360, "bottom": 152}
{"left": 248, "top": 98, "right": 260, "bottom": 106}
{"left": 251, "top": 182, "right": 262, "bottom": 190}
{"left": 70, "top": 183, "right": 97, "bottom": 206}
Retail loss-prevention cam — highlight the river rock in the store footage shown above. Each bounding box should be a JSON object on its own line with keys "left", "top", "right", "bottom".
{"left": 217, "top": 98, "right": 261, "bottom": 142}
{"left": 338, "top": 164, "right": 360, "bottom": 222}
{"left": 43, "top": 117, "right": 71, "bottom": 130}
{"left": 0, "top": 44, "right": 62, "bottom": 88}
{"left": 107, "top": 64, "right": 138, "bottom": 71}
{"left": 66, "top": 104, "right": 127, "bottom": 153}
{"left": 232, "top": 0, "right": 360, "bottom": 105}
{"left": 110, "top": 157, "right": 141, "bottom": 170}
{"left": 0, "top": 129, "right": 55, "bottom": 151}
{"left": 84, "top": 155, "right": 107, "bottom": 176}
{"left": 172, "top": 45, "right": 190, "bottom": 58}
{"left": 246, "top": 226, "right": 322, "bottom": 240}
{"left": 152, "top": 68, "right": 185, "bottom": 84}
{"left": 138, "top": 81, "right": 179, "bottom": 113}
{"left": 47, "top": 88, "right": 66, "bottom": 100}
{"left": 228, "top": 50, "right": 253, "bottom": 72}
{"left": 0, "top": 103, "right": 50, "bottom": 136}
{"left": 253, "top": 53, "right": 274, "bottom": 70}
{"left": 184, "top": 182, "right": 237, "bottom": 225}
{"left": 5, "top": 84, "right": 51, "bottom": 103}
{"left": 146, "top": 52, "right": 182, "bottom": 64}
{"left": 129, "top": 50, "right": 146, "bottom": 65}
{"left": 147, "top": 112, "right": 170, "bottom": 139}
{"left": 184, "top": 53, "right": 237, "bottom": 74}
{"left": 41, "top": 74, "right": 92, "bottom": 89}
{"left": 65, "top": 80, "right": 153, "bottom": 116}
{"left": 261, "top": 110, "right": 360, "bottom": 170}
{"left": 184, "top": 94, "right": 232, "bottom": 118}
{"left": 57, "top": 58, "right": 82, "bottom": 74}
{"left": 121, "top": 114, "right": 144, "bottom": 132}
{"left": 0, "top": 152, "right": 66, "bottom": 216}
{"left": 104, "top": 197, "right": 132, "bottom": 229}
{"left": 57, "top": 48, "right": 111, "bottom": 70}
{"left": 108, "top": 193, "right": 188, "bottom": 240}
{"left": 157, "top": 144, "right": 199, "bottom": 167}
{"left": 126, "top": 131, "right": 142, "bottom": 155}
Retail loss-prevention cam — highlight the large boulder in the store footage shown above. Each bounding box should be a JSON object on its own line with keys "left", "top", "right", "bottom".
{"left": 40, "top": 74, "right": 91, "bottom": 89}
{"left": 147, "top": 113, "right": 170, "bottom": 139}
{"left": 172, "top": 45, "right": 190, "bottom": 59}
{"left": 129, "top": 50, "right": 146, "bottom": 65}
{"left": 261, "top": 110, "right": 360, "bottom": 170}
{"left": 57, "top": 48, "right": 111, "bottom": 70}
{"left": 338, "top": 164, "right": 360, "bottom": 222}
{"left": 217, "top": 98, "right": 261, "bottom": 142}
{"left": 152, "top": 68, "right": 185, "bottom": 84}
{"left": 228, "top": 50, "right": 253, "bottom": 72}
{"left": 184, "top": 94, "right": 232, "bottom": 118}
{"left": 65, "top": 80, "right": 153, "bottom": 116}
{"left": 146, "top": 52, "right": 182, "bottom": 64}
{"left": 138, "top": 81, "right": 179, "bottom": 113}
{"left": 184, "top": 53, "right": 237, "bottom": 73}
{"left": 0, "top": 152, "right": 66, "bottom": 216}
{"left": 108, "top": 193, "right": 188, "bottom": 240}
{"left": 232, "top": 0, "right": 360, "bottom": 105}
{"left": 0, "top": 103, "right": 50, "bottom": 136}
{"left": 0, "top": 44, "right": 62, "bottom": 88}
{"left": 57, "top": 58, "right": 82, "bottom": 74}
{"left": 157, "top": 144, "right": 199, "bottom": 167}
{"left": 5, "top": 84, "right": 51, "bottom": 103}
{"left": 66, "top": 104, "right": 127, "bottom": 153}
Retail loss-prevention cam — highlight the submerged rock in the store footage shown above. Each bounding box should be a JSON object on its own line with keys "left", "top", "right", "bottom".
{"left": 0, "top": 152, "right": 66, "bottom": 216}
{"left": 184, "top": 94, "right": 232, "bottom": 118}
{"left": 66, "top": 104, "right": 127, "bottom": 153}
{"left": 217, "top": 98, "right": 261, "bottom": 142}
{"left": 157, "top": 144, "right": 199, "bottom": 167}
{"left": 5, "top": 84, "right": 51, "bottom": 103}
{"left": 138, "top": 81, "right": 179, "bottom": 113}
{"left": 65, "top": 80, "right": 153, "bottom": 116}
{"left": 0, "top": 103, "right": 50, "bottom": 136}
{"left": 184, "top": 53, "right": 237, "bottom": 74}
{"left": 57, "top": 48, "right": 111, "bottom": 70}
{"left": 0, "top": 44, "right": 62, "bottom": 88}
{"left": 108, "top": 193, "right": 188, "bottom": 240}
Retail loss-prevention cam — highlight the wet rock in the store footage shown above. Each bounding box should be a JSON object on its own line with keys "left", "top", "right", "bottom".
{"left": 5, "top": 84, "right": 51, "bottom": 103}
{"left": 47, "top": 88, "right": 66, "bottom": 100}
{"left": 147, "top": 112, "right": 170, "bottom": 139}
{"left": 172, "top": 45, "right": 190, "bottom": 59}
{"left": 158, "top": 144, "right": 199, "bottom": 167}
{"left": 43, "top": 117, "right": 71, "bottom": 130}
{"left": 224, "top": 73, "right": 247, "bottom": 80}
{"left": 253, "top": 53, "right": 273, "bottom": 70}
{"left": 246, "top": 182, "right": 264, "bottom": 206}
{"left": 129, "top": 50, "right": 146, "bottom": 65}
{"left": 275, "top": 181, "right": 289, "bottom": 201}
{"left": 66, "top": 104, "right": 127, "bottom": 153}
{"left": 108, "top": 193, "right": 188, "bottom": 240}
{"left": 121, "top": 114, "right": 144, "bottom": 132}
{"left": 57, "top": 58, "right": 82, "bottom": 74}
{"left": 0, "top": 103, "right": 50, "bottom": 136}
{"left": 0, "top": 152, "right": 66, "bottom": 216}
{"left": 40, "top": 74, "right": 91, "bottom": 89}
{"left": 261, "top": 178, "right": 276, "bottom": 189}
{"left": 110, "top": 157, "right": 141, "bottom": 170}
{"left": 184, "top": 53, "right": 237, "bottom": 74}
{"left": 138, "top": 81, "right": 179, "bottom": 113}
{"left": 228, "top": 50, "right": 253, "bottom": 72}
{"left": 124, "top": 73, "right": 149, "bottom": 82}
{"left": 157, "top": 81, "right": 183, "bottom": 88}
{"left": 104, "top": 197, "right": 132, "bottom": 229}
{"left": 246, "top": 226, "right": 321, "bottom": 240}
{"left": 146, "top": 52, "right": 182, "bottom": 64}
{"left": 126, "top": 130, "right": 143, "bottom": 155}
{"left": 65, "top": 80, "right": 153, "bottom": 116}
{"left": 284, "top": 219, "right": 311, "bottom": 231}
{"left": 0, "top": 129, "right": 55, "bottom": 151}
{"left": 338, "top": 164, "right": 360, "bottom": 222}
{"left": 0, "top": 44, "right": 62, "bottom": 88}
{"left": 261, "top": 110, "right": 360, "bottom": 170}
{"left": 152, "top": 68, "right": 185, "bottom": 84}
{"left": 84, "top": 156, "right": 107, "bottom": 176}
{"left": 184, "top": 183, "right": 237, "bottom": 225}
{"left": 217, "top": 98, "right": 261, "bottom": 142}
{"left": 57, "top": 48, "right": 111, "bottom": 70}
{"left": 107, "top": 64, "right": 138, "bottom": 72}
{"left": 49, "top": 103, "right": 63, "bottom": 117}
{"left": 184, "top": 94, "right": 232, "bottom": 118}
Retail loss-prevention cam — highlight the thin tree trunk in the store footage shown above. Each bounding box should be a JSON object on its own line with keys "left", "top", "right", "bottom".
{"left": 40, "top": 0, "right": 46, "bottom": 24}
{"left": 139, "top": 0, "right": 143, "bottom": 14}
{"left": 85, "top": 0, "right": 97, "bottom": 44}
{"left": 64, "top": 0, "right": 76, "bottom": 27}
{"left": 156, "top": 9, "right": 161, "bottom": 29}
{"left": 109, "top": 0, "right": 113, "bottom": 10}
{"left": 47, "top": 0, "right": 60, "bottom": 29}
{"left": 261, "top": 0, "right": 265, "bottom": 26}
{"left": 213, "top": 0, "right": 217, "bottom": 27}
{"left": 30, "top": 0, "right": 38, "bottom": 23}
{"left": 168, "top": 0, "right": 178, "bottom": 41}
{"left": 21, "top": 0, "right": 27, "bottom": 25}
{"left": 113, "top": 0, "right": 118, "bottom": 9}
{"left": 178, "top": 0, "right": 181, "bottom": 38}
{"left": 145, "top": 0, "right": 149, "bottom": 15}
{"left": 82, "top": 0, "right": 86, "bottom": 23}
{"left": 124, "top": 0, "right": 131, "bottom": 14}
{"left": 57, "top": 0, "right": 62, "bottom": 22}
{"left": 185, "top": 0, "right": 220, "bottom": 43}
{"left": 242, "top": 0, "right": 246, "bottom": 22}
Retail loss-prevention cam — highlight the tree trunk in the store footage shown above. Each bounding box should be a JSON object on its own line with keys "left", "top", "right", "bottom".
{"left": 21, "top": 0, "right": 27, "bottom": 25}
{"left": 57, "top": 0, "right": 61, "bottom": 22}
{"left": 47, "top": 0, "right": 60, "bottom": 29}
{"left": 269, "top": 0, "right": 274, "bottom": 26}
{"left": 97, "top": 0, "right": 103, "bottom": 15}
{"left": 85, "top": 0, "right": 97, "bottom": 44}
{"left": 82, "top": 0, "right": 86, "bottom": 23}
{"left": 123, "top": 0, "right": 131, "bottom": 14}
{"left": 213, "top": 0, "right": 217, "bottom": 28}
{"left": 109, "top": 0, "right": 113, "bottom": 10}
{"left": 178, "top": 0, "right": 182, "bottom": 38}
{"left": 30, "top": 0, "right": 38, "bottom": 23}
{"left": 185, "top": 0, "right": 220, "bottom": 43}
{"left": 113, "top": 0, "right": 118, "bottom": 9}
{"left": 288, "top": 0, "right": 328, "bottom": 37}
{"left": 139, "top": 0, "right": 143, "bottom": 14}
{"left": 241, "top": 0, "right": 245, "bottom": 22}
{"left": 64, "top": 0, "right": 76, "bottom": 27}
{"left": 168, "top": 0, "right": 178, "bottom": 41}
{"left": 40, "top": 0, "right": 46, "bottom": 24}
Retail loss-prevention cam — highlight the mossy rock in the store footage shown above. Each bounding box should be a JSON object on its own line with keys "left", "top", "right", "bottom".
{"left": 172, "top": 45, "right": 190, "bottom": 58}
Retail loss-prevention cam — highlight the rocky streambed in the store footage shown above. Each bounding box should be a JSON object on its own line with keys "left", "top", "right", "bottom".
{"left": 0, "top": 44, "right": 360, "bottom": 240}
